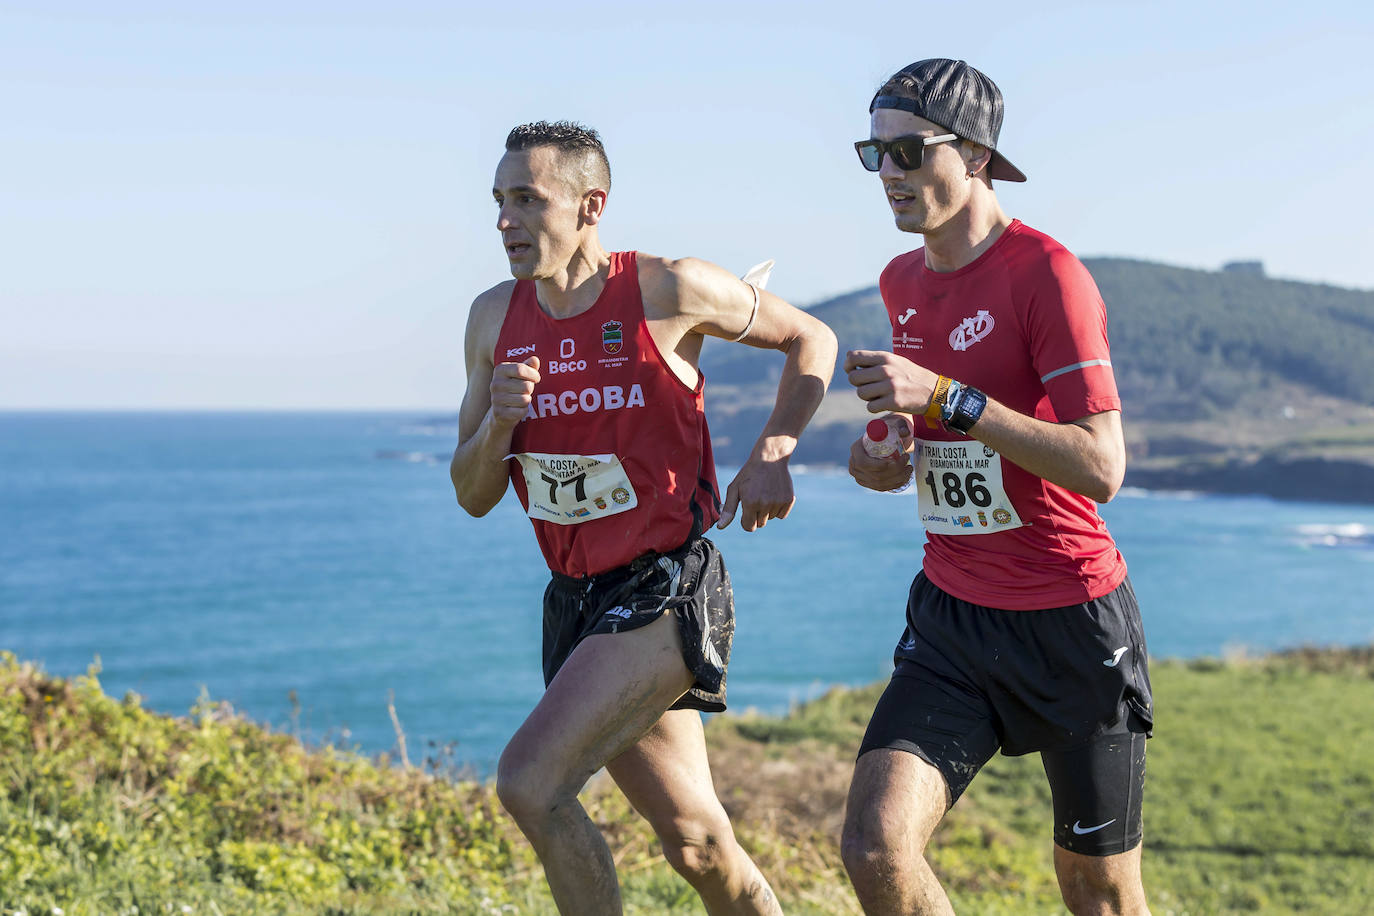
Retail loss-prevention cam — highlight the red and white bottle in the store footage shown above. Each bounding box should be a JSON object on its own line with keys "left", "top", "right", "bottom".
{"left": 862, "top": 418, "right": 911, "bottom": 493}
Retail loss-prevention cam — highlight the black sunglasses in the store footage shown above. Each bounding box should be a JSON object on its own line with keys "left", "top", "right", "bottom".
{"left": 854, "top": 133, "right": 958, "bottom": 172}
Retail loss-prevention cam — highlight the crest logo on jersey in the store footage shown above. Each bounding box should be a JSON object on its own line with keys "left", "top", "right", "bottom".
{"left": 602, "top": 320, "right": 623, "bottom": 354}
{"left": 949, "top": 309, "right": 995, "bottom": 351}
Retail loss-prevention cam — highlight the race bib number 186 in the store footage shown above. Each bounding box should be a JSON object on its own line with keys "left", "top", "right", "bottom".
{"left": 914, "top": 439, "right": 1024, "bottom": 535}
{"left": 509, "top": 452, "right": 638, "bottom": 526}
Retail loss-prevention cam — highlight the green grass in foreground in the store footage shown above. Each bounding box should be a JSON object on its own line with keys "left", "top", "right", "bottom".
{"left": 2, "top": 648, "right": 1371, "bottom": 914}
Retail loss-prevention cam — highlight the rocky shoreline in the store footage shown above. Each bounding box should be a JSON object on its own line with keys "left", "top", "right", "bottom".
{"left": 1123, "top": 455, "right": 1374, "bottom": 505}
{"left": 409, "top": 410, "right": 1374, "bottom": 506}
{"left": 769, "top": 421, "right": 1374, "bottom": 506}
{"left": 771, "top": 425, "right": 1374, "bottom": 505}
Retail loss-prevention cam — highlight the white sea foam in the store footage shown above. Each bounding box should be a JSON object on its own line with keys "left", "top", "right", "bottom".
{"left": 375, "top": 449, "right": 444, "bottom": 464}
{"left": 1117, "top": 486, "right": 1203, "bottom": 501}
{"left": 1292, "top": 523, "right": 1373, "bottom": 548}
{"left": 399, "top": 424, "right": 454, "bottom": 437}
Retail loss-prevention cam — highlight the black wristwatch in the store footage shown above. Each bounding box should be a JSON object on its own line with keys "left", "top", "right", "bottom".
{"left": 947, "top": 385, "right": 987, "bottom": 434}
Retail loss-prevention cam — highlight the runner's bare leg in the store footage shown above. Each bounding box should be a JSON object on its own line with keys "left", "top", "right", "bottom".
{"left": 608, "top": 708, "right": 782, "bottom": 915}
{"left": 496, "top": 611, "right": 694, "bottom": 914}
{"left": 842, "top": 748, "right": 955, "bottom": 914}
{"left": 1054, "top": 844, "right": 1149, "bottom": 915}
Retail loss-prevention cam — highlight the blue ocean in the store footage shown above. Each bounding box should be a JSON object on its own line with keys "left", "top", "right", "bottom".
{"left": 3, "top": 412, "right": 1372, "bottom": 775}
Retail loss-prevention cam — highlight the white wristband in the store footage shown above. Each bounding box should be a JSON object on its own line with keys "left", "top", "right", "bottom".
{"left": 731, "top": 282, "right": 760, "bottom": 342}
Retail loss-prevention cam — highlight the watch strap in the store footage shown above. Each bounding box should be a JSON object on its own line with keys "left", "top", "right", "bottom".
{"left": 922, "top": 375, "right": 953, "bottom": 429}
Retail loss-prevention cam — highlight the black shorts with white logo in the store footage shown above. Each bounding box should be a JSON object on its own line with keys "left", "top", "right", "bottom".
{"left": 858, "top": 572, "right": 1153, "bottom": 856}
{"left": 542, "top": 536, "right": 735, "bottom": 713}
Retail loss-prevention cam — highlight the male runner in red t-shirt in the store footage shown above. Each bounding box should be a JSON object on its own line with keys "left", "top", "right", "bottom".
{"left": 840, "top": 60, "right": 1152, "bottom": 914}
{"left": 451, "top": 121, "right": 836, "bottom": 914}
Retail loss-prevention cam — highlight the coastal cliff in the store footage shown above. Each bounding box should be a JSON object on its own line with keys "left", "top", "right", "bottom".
{"left": 701, "top": 257, "right": 1374, "bottom": 504}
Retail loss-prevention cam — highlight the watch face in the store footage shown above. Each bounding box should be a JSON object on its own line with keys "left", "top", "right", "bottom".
{"left": 952, "top": 388, "right": 987, "bottom": 433}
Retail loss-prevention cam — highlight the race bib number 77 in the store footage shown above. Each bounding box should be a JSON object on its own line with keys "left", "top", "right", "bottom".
{"left": 509, "top": 452, "right": 638, "bottom": 525}
{"left": 914, "top": 439, "right": 1024, "bottom": 535}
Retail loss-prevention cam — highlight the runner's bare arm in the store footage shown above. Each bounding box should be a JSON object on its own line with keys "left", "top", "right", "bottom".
{"left": 451, "top": 283, "right": 539, "bottom": 517}
{"left": 966, "top": 402, "right": 1123, "bottom": 502}
{"left": 845, "top": 349, "right": 1125, "bottom": 502}
{"left": 647, "top": 257, "right": 838, "bottom": 531}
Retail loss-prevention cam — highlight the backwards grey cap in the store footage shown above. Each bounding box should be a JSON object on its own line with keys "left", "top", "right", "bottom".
{"left": 870, "top": 58, "right": 1026, "bottom": 182}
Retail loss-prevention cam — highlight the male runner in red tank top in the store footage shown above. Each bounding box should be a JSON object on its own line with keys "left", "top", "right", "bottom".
{"left": 839, "top": 61, "right": 1152, "bottom": 914}
{"left": 451, "top": 121, "right": 836, "bottom": 914}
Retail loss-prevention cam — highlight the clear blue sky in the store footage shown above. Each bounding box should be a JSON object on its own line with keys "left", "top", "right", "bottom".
{"left": 3, "top": 1, "right": 1371, "bottom": 409}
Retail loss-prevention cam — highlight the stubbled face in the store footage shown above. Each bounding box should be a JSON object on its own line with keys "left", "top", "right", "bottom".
{"left": 492, "top": 146, "right": 586, "bottom": 280}
{"left": 868, "top": 108, "right": 972, "bottom": 235}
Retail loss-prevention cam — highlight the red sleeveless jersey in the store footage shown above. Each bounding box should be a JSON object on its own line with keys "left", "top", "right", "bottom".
{"left": 494, "top": 251, "right": 720, "bottom": 578}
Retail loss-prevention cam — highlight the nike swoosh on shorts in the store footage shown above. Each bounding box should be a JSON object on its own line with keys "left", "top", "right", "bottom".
{"left": 1072, "top": 818, "right": 1117, "bottom": 835}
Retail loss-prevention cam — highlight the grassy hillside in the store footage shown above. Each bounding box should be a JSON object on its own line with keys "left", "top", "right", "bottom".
{"left": 4, "top": 648, "right": 1372, "bottom": 914}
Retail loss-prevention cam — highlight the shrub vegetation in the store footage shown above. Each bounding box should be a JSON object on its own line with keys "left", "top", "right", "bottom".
{"left": 3, "top": 648, "right": 1372, "bottom": 914}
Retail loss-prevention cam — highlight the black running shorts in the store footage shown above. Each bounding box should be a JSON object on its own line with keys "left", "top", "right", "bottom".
{"left": 542, "top": 536, "right": 735, "bottom": 713}
{"left": 858, "top": 572, "right": 1153, "bottom": 856}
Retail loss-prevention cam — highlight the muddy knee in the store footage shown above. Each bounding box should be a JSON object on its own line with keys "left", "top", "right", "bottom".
{"left": 496, "top": 747, "right": 572, "bottom": 829}
{"left": 659, "top": 817, "right": 734, "bottom": 882}
{"left": 1057, "top": 857, "right": 1142, "bottom": 916}
{"left": 842, "top": 808, "right": 927, "bottom": 891}
{"left": 1062, "top": 880, "right": 1129, "bottom": 916}
{"left": 841, "top": 821, "right": 889, "bottom": 881}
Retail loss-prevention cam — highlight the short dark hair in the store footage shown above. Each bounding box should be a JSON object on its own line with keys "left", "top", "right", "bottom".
{"left": 504, "top": 120, "right": 611, "bottom": 194}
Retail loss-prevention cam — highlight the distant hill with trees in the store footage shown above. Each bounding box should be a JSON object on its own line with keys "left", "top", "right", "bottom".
{"left": 1088, "top": 258, "right": 1374, "bottom": 415}
{"left": 701, "top": 258, "right": 1374, "bottom": 503}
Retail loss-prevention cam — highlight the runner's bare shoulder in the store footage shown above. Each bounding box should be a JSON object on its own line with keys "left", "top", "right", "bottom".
{"left": 635, "top": 254, "right": 721, "bottom": 323}
{"left": 465, "top": 280, "right": 519, "bottom": 365}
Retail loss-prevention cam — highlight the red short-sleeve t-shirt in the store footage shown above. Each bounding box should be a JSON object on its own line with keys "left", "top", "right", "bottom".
{"left": 881, "top": 220, "right": 1127, "bottom": 610}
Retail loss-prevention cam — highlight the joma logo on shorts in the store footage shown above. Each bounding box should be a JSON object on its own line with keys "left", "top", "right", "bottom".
{"left": 604, "top": 606, "right": 633, "bottom": 619}
{"left": 522, "top": 384, "right": 646, "bottom": 420}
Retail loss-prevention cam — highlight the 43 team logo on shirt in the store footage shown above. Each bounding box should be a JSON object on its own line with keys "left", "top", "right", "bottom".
{"left": 949, "top": 309, "right": 995, "bottom": 351}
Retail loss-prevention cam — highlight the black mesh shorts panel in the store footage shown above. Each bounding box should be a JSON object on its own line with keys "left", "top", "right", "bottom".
{"left": 541, "top": 536, "right": 734, "bottom": 713}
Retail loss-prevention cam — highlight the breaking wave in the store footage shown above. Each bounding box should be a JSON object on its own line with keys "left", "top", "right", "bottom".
{"left": 1292, "top": 523, "right": 1374, "bottom": 549}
